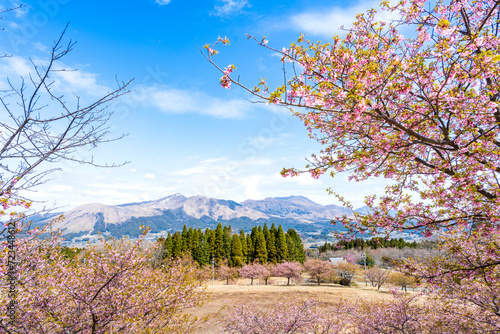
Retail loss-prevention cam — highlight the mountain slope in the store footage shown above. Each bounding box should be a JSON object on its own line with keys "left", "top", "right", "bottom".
{"left": 50, "top": 194, "right": 357, "bottom": 240}
{"left": 241, "top": 195, "right": 352, "bottom": 222}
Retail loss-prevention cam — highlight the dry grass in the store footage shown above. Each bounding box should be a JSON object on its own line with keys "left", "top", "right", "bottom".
{"left": 186, "top": 278, "right": 394, "bottom": 334}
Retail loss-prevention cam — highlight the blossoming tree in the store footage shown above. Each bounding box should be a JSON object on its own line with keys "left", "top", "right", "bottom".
{"left": 205, "top": 0, "right": 500, "bottom": 239}
{"left": 205, "top": 0, "right": 500, "bottom": 331}
{"left": 303, "top": 259, "right": 333, "bottom": 286}
{"left": 238, "top": 262, "right": 270, "bottom": 285}
{"left": 0, "top": 222, "right": 207, "bottom": 333}
{"left": 272, "top": 262, "right": 303, "bottom": 285}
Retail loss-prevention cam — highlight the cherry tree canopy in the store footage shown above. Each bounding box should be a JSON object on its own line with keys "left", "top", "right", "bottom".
{"left": 206, "top": 0, "right": 500, "bottom": 239}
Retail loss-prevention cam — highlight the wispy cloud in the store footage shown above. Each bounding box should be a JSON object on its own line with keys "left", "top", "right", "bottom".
{"left": 12, "top": 3, "right": 29, "bottom": 18}
{"left": 0, "top": 54, "right": 115, "bottom": 100}
{"left": 290, "top": 0, "right": 400, "bottom": 37}
{"left": 48, "top": 185, "right": 73, "bottom": 192}
{"left": 54, "top": 67, "right": 112, "bottom": 97}
{"left": 155, "top": 0, "right": 172, "bottom": 5}
{"left": 212, "top": 0, "right": 249, "bottom": 17}
{"left": 129, "top": 86, "right": 258, "bottom": 119}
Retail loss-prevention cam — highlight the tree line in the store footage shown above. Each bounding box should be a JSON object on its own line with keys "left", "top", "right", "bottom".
{"left": 158, "top": 222, "right": 305, "bottom": 267}
{"left": 318, "top": 237, "right": 419, "bottom": 253}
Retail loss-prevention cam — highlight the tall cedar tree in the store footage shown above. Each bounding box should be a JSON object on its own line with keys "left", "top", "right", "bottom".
{"left": 286, "top": 234, "right": 297, "bottom": 262}
{"left": 246, "top": 234, "right": 254, "bottom": 263}
{"left": 254, "top": 229, "right": 268, "bottom": 264}
{"left": 163, "top": 232, "right": 173, "bottom": 258}
{"left": 250, "top": 227, "right": 259, "bottom": 261}
{"left": 287, "top": 229, "right": 306, "bottom": 264}
{"left": 223, "top": 226, "right": 232, "bottom": 259}
{"left": 172, "top": 232, "right": 182, "bottom": 258}
{"left": 276, "top": 225, "right": 288, "bottom": 262}
{"left": 214, "top": 223, "right": 225, "bottom": 264}
{"left": 267, "top": 231, "right": 278, "bottom": 264}
{"left": 207, "top": 229, "right": 216, "bottom": 260}
{"left": 187, "top": 227, "right": 195, "bottom": 253}
{"left": 193, "top": 232, "right": 210, "bottom": 266}
{"left": 263, "top": 223, "right": 270, "bottom": 243}
{"left": 230, "top": 234, "right": 244, "bottom": 267}
{"left": 239, "top": 229, "right": 247, "bottom": 263}
{"left": 181, "top": 225, "right": 189, "bottom": 252}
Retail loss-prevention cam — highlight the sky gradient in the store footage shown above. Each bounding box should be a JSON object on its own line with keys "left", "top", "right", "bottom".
{"left": 0, "top": 0, "right": 395, "bottom": 211}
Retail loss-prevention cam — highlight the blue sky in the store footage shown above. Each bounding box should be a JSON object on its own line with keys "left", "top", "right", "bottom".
{"left": 0, "top": 0, "right": 396, "bottom": 211}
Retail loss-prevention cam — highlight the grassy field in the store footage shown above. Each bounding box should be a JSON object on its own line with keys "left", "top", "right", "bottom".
{"left": 187, "top": 279, "right": 393, "bottom": 333}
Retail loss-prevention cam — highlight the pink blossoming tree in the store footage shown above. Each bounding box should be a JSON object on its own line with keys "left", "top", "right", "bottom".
{"left": 222, "top": 300, "right": 346, "bottom": 334}
{"left": 0, "top": 222, "right": 207, "bottom": 333}
{"left": 273, "top": 262, "right": 303, "bottom": 285}
{"left": 238, "top": 262, "right": 270, "bottom": 285}
{"left": 205, "top": 0, "right": 500, "bottom": 331}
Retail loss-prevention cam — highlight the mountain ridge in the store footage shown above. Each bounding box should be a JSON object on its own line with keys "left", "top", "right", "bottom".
{"left": 50, "top": 194, "right": 361, "bottom": 241}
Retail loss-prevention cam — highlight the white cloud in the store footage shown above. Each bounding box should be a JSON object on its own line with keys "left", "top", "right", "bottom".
{"left": 129, "top": 86, "right": 256, "bottom": 119}
{"left": 49, "top": 185, "right": 73, "bottom": 192}
{"left": 13, "top": 4, "right": 29, "bottom": 18}
{"left": 144, "top": 173, "right": 156, "bottom": 179}
{"left": 0, "top": 55, "right": 31, "bottom": 77}
{"left": 241, "top": 174, "right": 262, "bottom": 199}
{"left": 54, "top": 67, "right": 112, "bottom": 97}
{"left": 155, "top": 0, "right": 171, "bottom": 5}
{"left": 212, "top": 0, "right": 249, "bottom": 17}
{"left": 0, "top": 55, "right": 115, "bottom": 104}
{"left": 290, "top": 0, "right": 401, "bottom": 37}
{"left": 33, "top": 42, "right": 49, "bottom": 53}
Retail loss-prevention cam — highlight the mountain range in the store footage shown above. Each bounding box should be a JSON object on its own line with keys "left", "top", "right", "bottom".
{"left": 43, "top": 194, "right": 370, "bottom": 243}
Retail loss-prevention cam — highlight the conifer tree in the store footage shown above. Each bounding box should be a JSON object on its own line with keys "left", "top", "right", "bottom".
{"left": 193, "top": 232, "right": 210, "bottom": 266}
{"left": 276, "top": 225, "right": 288, "bottom": 262}
{"left": 254, "top": 229, "right": 268, "bottom": 264}
{"left": 172, "top": 232, "right": 183, "bottom": 258}
{"left": 267, "top": 230, "right": 278, "bottom": 264}
{"left": 263, "top": 223, "right": 270, "bottom": 243}
{"left": 246, "top": 234, "right": 254, "bottom": 263}
{"left": 287, "top": 229, "right": 305, "bottom": 264}
{"left": 214, "top": 223, "right": 225, "bottom": 263}
{"left": 191, "top": 228, "right": 199, "bottom": 253}
{"left": 286, "top": 234, "right": 297, "bottom": 262}
{"left": 230, "top": 234, "right": 244, "bottom": 267}
{"left": 180, "top": 225, "right": 188, "bottom": 252}
{"left": 163, "top": 232, "right": 173, "bottom": 259}
{"left": 207, "top": 229, "right": 215, "bottom": 259}
{"left": 223, "top": 226, "right": 232, "bottom": 260}
{"left": 250, "top": 226, "right": 259, "bottom": 260}
{"left": 270, "top": 223, "right": 278, "bottom": 236}
{"left": 239, "top": 229, "right": 247, "bottom": 263}
{"left": 187, "top": 227, "right": 195, "bottom": 254}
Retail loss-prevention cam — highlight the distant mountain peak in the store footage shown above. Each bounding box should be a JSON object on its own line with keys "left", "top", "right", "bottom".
{"left": 47, "top": 194, "right": 367, "bottom": 242}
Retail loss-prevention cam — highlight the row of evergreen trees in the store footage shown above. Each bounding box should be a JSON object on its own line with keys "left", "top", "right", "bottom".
{"left": 158, "top": 223, "right": 305, "bottom": 267}
{"left": 318, "top": 237, "right": 419, "bottom": 253}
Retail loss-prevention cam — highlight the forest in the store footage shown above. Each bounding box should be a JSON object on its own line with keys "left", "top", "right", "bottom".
{"left": 158, "top": 222, "right": 306, "bottom": 267}
{"left": 318, "top": 237, "right": 419, "bottom": 253}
